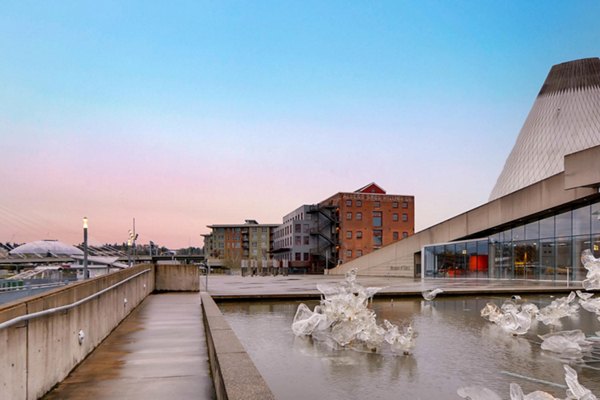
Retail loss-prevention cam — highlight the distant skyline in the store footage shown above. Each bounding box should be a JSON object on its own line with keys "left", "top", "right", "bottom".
{"left": 1, "top": 1, "right": 600, "bottom": 248}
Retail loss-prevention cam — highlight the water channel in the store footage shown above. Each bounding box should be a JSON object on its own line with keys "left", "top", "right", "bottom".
{"left": 219, "top": 295, "right": 600, "bottom": 400}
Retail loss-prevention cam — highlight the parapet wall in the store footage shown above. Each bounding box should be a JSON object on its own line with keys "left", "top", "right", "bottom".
{"left": 155, "top": 263, "right": 200, "bottom": 291}
{"left": 201, "top": 292, "right": 275, "bottom": 400}
{"left": 0, "top": 264, "right": 155, "bottom": 400}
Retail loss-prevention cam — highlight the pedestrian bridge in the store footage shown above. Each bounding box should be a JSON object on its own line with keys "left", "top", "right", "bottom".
{"left": 0, "top": 264, "right": 273, "bottom": 400}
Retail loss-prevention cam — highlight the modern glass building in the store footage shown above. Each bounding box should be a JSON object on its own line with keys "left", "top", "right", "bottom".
{"left": 424, "top": 200, "right": 600, "bottom": 281}
{"left": 331, "top": 58, "right": 600, "bottom": 281}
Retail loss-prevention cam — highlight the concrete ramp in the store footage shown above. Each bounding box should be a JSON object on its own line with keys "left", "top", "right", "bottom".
{"left": 43, "top": 293, "right": 215, "bottom": 400}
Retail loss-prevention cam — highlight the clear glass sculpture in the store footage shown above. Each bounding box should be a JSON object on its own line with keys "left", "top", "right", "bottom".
{"left": 292, "top": 269, "right": 415, "bottom": 355}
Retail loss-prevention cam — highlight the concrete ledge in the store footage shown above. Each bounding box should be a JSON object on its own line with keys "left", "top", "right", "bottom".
{"left": 155, "top": 264, "right": 199, "bottom": 292}
{"left": 200, "top": 292, "right": 275, "bottom": 400}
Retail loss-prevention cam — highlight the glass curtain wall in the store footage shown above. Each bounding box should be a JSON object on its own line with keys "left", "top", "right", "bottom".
{"left": 424, "top": 200, "right": 600, "bottom": 281}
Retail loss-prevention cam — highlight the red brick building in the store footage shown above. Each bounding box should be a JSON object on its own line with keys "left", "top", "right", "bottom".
{"left": 319, "top": 183, "right": 415, "bottom": 264}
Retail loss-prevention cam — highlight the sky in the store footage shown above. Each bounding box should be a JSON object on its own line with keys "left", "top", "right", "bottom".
{"left": 1, "top": 1, "right": 600, "bottom": 249}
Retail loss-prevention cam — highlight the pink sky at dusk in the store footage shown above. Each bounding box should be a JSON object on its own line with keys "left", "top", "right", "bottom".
{"left": 2, "top": 2, "right": 598, "bottom": 249}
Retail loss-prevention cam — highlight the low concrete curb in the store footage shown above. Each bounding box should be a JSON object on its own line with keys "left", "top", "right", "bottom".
{"left": 200, "top": 292, "right": 275, "bottom": 400}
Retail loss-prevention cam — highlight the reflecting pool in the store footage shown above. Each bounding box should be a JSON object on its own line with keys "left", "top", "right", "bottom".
{"left": 219, "top": 296, "right": 600, "bottom": 400}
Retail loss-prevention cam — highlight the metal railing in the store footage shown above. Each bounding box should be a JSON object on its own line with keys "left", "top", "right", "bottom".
{"left": 0, "top": 281, "right": 68, "bottom": 293}
{"left": 0, "top": 268, "right": 151, "bottom": 330}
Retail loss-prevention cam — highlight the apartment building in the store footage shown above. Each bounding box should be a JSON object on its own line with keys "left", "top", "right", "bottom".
{"left": 204, "top": 220, "right": 278, "bottom": 269}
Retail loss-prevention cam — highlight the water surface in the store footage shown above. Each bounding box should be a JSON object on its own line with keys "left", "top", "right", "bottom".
{"left": 219, "top": 295, "right": 600, "bottom": 400}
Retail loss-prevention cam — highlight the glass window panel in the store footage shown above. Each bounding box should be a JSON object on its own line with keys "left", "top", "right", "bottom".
{"left": 455, "top": 242, "right": 468, "bottom": 274}
{"left": 540, "top": 239, "right": 555, "bottom": 280}
{"left": 373, "top": 212, "right": 382, "bottom": 227}
{"left": 472, "top": 240, "right": 487, "bottom": 278}
{"left": 555, "top": 211, "right": 572, "bottom": 237}
{"left": 490, "top": 232, "right": 501, "bottom": 243}
{"left": 514, "top": 240, "right": 538, "bottom": 279}
{"left": 539, "top": 216, "right": 555, "bottom": 239}
{"left": 573, "top": 235, "right": 591, "bottom": 281}
{"left": 555, "top": 237, "right": 572, "bottom": 282}
{"left": 501, "top": 242, "right": 513, "bottom": 279}
{"left": 512, "top": 225, "right": 525, "bottom": 242}
{"left": 592, "top": 202, "right": 600, "bottom": 234}
{"left": 466, "top": 241, "right": 477, "bottom": 255}
{"left": 373, "top": 230, "right": 383, "bottom": 246}
{"left": 477, "top": 241, "right": 489, "bottom": 256}
{"left": 593, "top": 234, "right": 600, "bottom": 259}
{"left": 573, "top": 205, "right": 591, "bottom": 236}
{"left": 501, "top": 229, "right": 512, "bottom": 242}
{"left": 525, "top": 221, "right": 539, "bottom": 240}
{"left": 424, "top": 246, "right": 434, "bottom": 277}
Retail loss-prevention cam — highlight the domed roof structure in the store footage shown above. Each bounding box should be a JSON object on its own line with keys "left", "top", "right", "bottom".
{"left": 489, "top": 58, "right": 600, "bottom": 201}
{"left": 9, "top": 240, "right": 83, "bottom": 256}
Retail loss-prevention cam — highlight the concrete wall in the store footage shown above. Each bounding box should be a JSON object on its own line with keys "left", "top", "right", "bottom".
{"left": 565, "top": 145, "right": 600, "bottom": 189}
{"left": 201, "top": 293, "right": 275, "bottom": 400}
{"left": 155, "top": 264, "right": 200, "bottom": 291}
{"left": 0, "top": 264, "right": 155, "bottom": 400}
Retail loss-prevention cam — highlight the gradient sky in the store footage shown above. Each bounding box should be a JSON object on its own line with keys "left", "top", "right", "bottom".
{"left": 1, "top": 1, "right": 600, "bottom": 249}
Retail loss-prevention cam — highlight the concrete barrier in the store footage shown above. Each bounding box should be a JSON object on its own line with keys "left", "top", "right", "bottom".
{"left": 155, "top": 264, "right": 200, "bottom": 292}
{"left": 0, "top": 264, "right": 155, "bottom": 400}
{"left": 200, "top": 292, "right": 275, "bottom": 400}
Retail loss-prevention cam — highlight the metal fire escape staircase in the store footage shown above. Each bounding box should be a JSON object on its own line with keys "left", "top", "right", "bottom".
{"left": 307, "top": 205, "right": 339, "bottom": 268}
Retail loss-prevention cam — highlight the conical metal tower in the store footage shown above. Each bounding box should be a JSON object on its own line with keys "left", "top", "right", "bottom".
{"left": 489, "top": 58, "right": 600, "bottom": 201}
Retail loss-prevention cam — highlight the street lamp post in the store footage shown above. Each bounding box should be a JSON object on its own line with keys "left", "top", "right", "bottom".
{"left": 83, "top": 217, "right": 89, "bottom": 280}
{"left": 205, "top": 259, "right": 210, "bottom": 291}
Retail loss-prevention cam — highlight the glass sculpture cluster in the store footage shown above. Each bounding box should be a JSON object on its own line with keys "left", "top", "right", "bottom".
{"left": 470, "top": 250, "right": 600, "bottom": 399}
{"left": 292, "top": 269, "right": 415, "bottom": 355}
{"left": 458, "top": 365, "right": 596, "bottom": 400}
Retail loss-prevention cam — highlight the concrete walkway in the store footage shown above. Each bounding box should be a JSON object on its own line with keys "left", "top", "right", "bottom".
{"left": 43, "top": 293, "right": 215, "bottom": 400}
{"left": 203, "top": 274, "right": 584, "bottom": 299}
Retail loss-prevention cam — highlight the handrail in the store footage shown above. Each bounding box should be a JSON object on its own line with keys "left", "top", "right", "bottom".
{"left": 0, "top": 268, "right": 151, "bottom": 330}
{"left": 0, "top": 281, "right": 69, "bottom": 293}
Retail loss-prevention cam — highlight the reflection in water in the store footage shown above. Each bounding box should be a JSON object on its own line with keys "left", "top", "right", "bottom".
{"left": 219, "top": 296, "right": 600, "bottom": 400}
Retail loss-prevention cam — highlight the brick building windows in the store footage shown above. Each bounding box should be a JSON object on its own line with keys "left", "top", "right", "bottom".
{"left": 393, "top": 213, "right": 399, "bottom": 221}
{"left": 356, "top": 212, "right": 362, "bottom": 221}
{"left": 402, "top": 213, "right": 408, "bottom": 222}
{"left": 373, "top": 211, "right": 382, "bottom": 227}
{"left": 373, "top": 230, "right": 383, "bottom": 246}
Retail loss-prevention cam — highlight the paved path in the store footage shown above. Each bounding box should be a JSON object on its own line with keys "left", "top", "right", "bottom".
{"left": 203, "top": 274, "right": 584, "bottom": 299}
{"left": 43, "top": 293, "right": 215, "bottom": 400}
